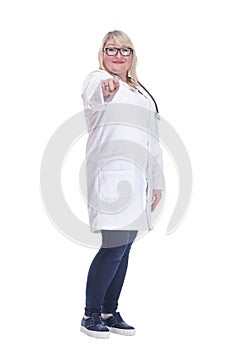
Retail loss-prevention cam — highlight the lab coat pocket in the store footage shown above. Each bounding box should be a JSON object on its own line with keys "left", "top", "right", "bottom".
{"left": 98, "top": 170, "right": 135, "bottom": 203}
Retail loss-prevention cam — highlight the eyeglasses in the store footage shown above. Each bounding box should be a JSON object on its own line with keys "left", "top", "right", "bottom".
{"left": 103, "top": 47, "right": 133, "bottom": 56}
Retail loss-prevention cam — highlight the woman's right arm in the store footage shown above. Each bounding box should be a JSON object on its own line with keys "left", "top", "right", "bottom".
{"left": 81, "top": 71, "right": 119, "bottom": 109}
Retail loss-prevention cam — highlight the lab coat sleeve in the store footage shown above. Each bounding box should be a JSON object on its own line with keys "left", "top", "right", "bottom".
{"left": 151, "top": 139, "right": 165, "bottom": 190}
{"left": 81, "top": 71, "right": 107, "bottom": 110}
{"left": 150, "top": 115, "right": 165, "bottom": 190}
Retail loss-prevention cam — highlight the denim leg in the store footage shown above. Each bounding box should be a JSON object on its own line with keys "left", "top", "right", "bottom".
{"left": 84, "top": 230, "right": 137, "bottom": 316}
{"left": 101, "top": 230, "right": 137, "bottom": 314}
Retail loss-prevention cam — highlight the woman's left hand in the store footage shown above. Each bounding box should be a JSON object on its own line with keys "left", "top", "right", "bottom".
{"left": 151, "top": 189, "right": 161, "bottom": 212}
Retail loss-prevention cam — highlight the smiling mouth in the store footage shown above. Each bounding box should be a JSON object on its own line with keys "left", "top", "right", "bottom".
{"left": 113, "top": 61, "right": 124, "bottom": 64}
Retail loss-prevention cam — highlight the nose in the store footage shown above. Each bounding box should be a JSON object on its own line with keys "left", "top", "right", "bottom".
{"left": 115, "top": 49, "right": 121, "bottom": 58}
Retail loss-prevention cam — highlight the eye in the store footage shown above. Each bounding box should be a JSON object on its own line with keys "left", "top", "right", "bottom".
{"left": 120, "top": 48, "right": 131, "bottom": 56}
{"left": 108, "top": 48, "right": 116, "bottom": 52}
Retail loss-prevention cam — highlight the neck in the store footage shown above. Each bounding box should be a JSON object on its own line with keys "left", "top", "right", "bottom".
{"left": 114, "top": 73, "right": 127, "bottom": 82}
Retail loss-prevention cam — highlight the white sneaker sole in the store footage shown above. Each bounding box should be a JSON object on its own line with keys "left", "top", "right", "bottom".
{"left": 107, "top": 327, "right": 136, "bottom": 336}
{"left": 80, "top": 326, "right": 110, "bottom": 339}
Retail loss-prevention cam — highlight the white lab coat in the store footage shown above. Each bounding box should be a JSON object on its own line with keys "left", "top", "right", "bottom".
{"left": 81, "top": 69, "right": 165, "bottom": 233}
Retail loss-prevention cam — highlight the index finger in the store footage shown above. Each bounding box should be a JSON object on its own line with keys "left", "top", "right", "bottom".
{"left": 112, "top": 78, "right": 119, "bottom": 86}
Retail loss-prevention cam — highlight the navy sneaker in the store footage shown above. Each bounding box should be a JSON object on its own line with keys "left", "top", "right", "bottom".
{"left": 80, "top": 313, "right": 110, "bottom": 339}
{"left": 101, "top": 312, "right": 136, "bottom": 336}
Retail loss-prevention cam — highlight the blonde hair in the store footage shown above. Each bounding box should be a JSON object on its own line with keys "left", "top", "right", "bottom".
{"left": 98, "top": 30, "right": 139, "bottom": 83}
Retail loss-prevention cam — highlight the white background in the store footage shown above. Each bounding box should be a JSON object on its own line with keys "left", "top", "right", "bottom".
{"left": 1, "top": 0, "right": 233, "bottom": 349}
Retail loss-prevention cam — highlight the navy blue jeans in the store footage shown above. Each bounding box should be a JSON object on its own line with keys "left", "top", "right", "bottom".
{"left": 84, "top": 230, "right": 138, "bottom": 316}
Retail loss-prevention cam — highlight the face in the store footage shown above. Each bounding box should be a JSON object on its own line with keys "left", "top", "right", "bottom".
{"left": 103, "top": 39, "right": 133, "bottom": 79}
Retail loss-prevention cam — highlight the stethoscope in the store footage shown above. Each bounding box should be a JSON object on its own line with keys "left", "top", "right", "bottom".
{"left": 137, "top": 81, "right": 159, "bottom": 115}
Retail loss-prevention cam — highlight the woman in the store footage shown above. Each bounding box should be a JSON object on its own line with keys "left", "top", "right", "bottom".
{"left": 80, "top": 30, "right": 165, "bottom": 338}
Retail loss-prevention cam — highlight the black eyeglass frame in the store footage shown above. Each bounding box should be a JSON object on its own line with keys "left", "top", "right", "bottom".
{"left": 103, "top": 47, "right": 133, "bottom": 56}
